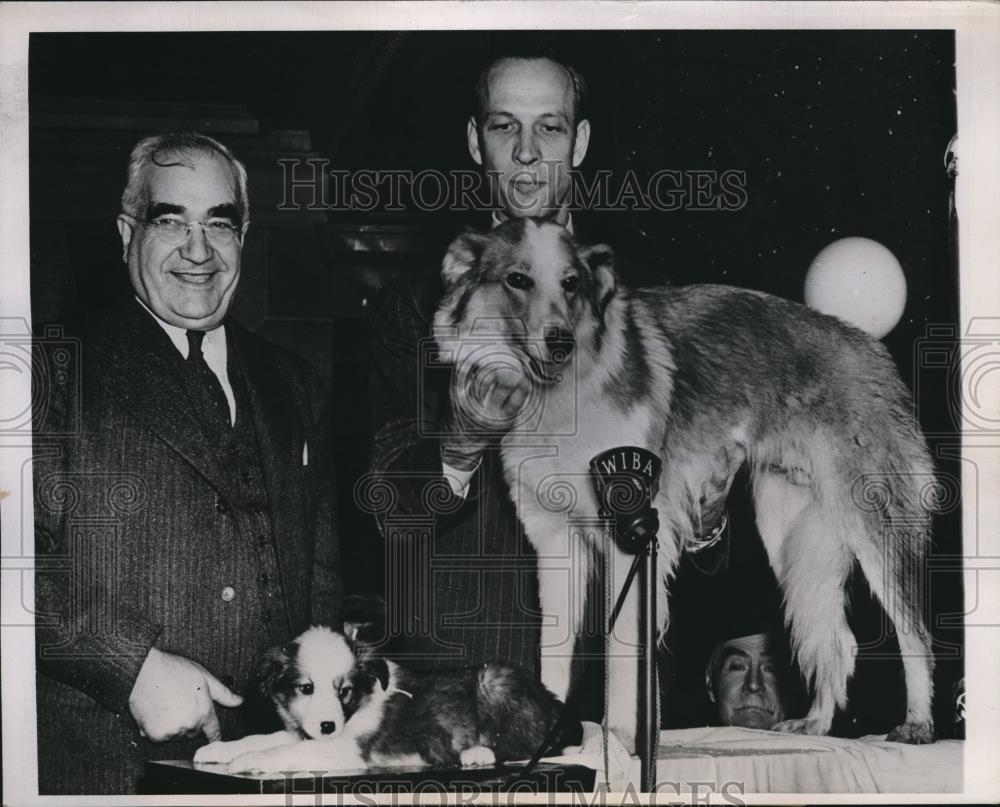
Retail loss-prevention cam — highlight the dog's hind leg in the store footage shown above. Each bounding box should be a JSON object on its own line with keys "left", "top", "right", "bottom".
{"left": 754, "top": 473, "right": 856, "bottom": 735}
{"left": 851, "top": 516, "right": 935, "bottom": 743}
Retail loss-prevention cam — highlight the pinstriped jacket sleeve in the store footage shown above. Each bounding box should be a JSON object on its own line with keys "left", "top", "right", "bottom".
{"left": 33, "top": 339, "right": 163, "bottom": 717}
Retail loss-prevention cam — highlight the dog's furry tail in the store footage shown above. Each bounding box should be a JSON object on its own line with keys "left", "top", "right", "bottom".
{"left": 475, "top": 664, "right": 583, "bottom": 760}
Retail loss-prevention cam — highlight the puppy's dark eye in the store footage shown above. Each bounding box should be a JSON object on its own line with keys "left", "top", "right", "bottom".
{"left": 297, "top": 682, "right": 314, "bottom": 695}
{"left": 505, "top": 272, "right": 533, "bottom": 291}
{"left": 339, "top": 685, "right": 354, "bottom": 701}
{"left": 562, "top": 276, "right": 580, "bottom": 294}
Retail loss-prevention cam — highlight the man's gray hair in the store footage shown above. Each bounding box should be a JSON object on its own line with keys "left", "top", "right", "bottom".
{"left": 120, "top": 132, "right": 249, "bottom": 223}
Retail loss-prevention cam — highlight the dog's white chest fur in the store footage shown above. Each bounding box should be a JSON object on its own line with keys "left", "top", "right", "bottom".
{"left": 501, "top": 373, "right": 655, "bottom": 552}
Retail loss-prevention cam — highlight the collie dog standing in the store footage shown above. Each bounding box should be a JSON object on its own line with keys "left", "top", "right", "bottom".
{"left": 194, "top": 626, "right": 579, "bottom": 773}
{"left": 434, "top": 218, "right": 936, "bottom": 748}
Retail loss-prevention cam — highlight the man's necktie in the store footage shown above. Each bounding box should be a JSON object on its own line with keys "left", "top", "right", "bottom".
{"left": 185, "top": 329, "right": 232, "bottom": 437}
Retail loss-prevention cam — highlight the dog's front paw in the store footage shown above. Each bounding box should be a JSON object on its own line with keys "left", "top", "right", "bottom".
{"left": 459, "top": 745, "right": 496, "bottom": 768}
{"left": 539, "top": 656, "right": 572, "bottom": 704}
{"left": 886, "top": 720, "right": 934, "bottom": 744}
{"left": 610, "top": 724, "right": 636, "bottom": 755}
{"left": 194, "top": 740, "right": 242, "bottom": 765}
{"left": 772, "top": 718, "right": 827, "bottom": 735}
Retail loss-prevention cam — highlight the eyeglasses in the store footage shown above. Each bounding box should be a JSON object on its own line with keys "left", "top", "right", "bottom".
{"left": 133, "top": 214, "right": 242, "bottom": 246}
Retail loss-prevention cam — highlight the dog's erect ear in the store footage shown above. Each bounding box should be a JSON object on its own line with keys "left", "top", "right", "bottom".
{"left": 580, "top": 243, "right": 617, "bottom": 317}
{"left": 256, "top": 644, "right": 293, "bottom": 699}
{"left": 442, "top": 229, "right": 490, "bottom": 290}
{"left": 342, "top": 593, "right": 387, "bottom": 645}
{"left": 358, "top": 656, "right": 390, "bottom": 691}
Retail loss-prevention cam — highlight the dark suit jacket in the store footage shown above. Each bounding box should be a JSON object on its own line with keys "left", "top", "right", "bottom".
{"left": 32, "top": 298, "right": 342, "bottom": 794}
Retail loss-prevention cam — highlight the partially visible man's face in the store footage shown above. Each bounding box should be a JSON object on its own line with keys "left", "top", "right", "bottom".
{"left": 708, "top": 633, "right": 787, "bottom": 730}
{"left": 468, "top": 57, "right": 591, "bottom": 221}
{"left": 118, "top": 150, "right": 245, "bottom": 330}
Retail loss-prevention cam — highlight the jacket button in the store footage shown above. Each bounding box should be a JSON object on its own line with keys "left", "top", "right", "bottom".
{"left": 220, "top": 586, "right": 236, "bottom": 602}
{"left": 216, "top": 497, "right": 230, "bottom": 514}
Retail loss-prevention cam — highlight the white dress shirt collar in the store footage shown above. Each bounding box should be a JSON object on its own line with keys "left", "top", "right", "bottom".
{"left": 491, "top": 211, "right": 575, "bottom": 234}
{"left": 134, "top": 296, "right": 236, "bottom": 425}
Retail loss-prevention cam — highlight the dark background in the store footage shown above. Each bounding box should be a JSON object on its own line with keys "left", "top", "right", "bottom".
{"left": 29, "top": 29, "right": 963, "bottom": 735}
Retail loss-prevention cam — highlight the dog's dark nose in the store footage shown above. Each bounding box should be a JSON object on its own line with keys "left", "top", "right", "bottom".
{"left": 320, "top": 721, "right": 336, "bottom": 735}
{"left": 545, "top": 328, "right": 575, "bottom": 364}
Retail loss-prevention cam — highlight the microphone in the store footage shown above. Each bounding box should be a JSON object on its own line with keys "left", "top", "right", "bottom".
{"left": 589, "top": 446, "right": 662, "bottom": 552}
{"left": 589, "top": 446, "right": 662, "bottom": 789}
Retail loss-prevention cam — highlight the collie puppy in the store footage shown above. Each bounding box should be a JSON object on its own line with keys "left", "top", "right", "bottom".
{"left": 433, "top": 218, "right": 937, "bottom": 748}
{"left": 194, "top": 626, "right": 580, "bottom": 773}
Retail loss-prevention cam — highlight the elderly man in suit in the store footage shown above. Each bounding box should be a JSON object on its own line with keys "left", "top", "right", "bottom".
{"left": 33, "top": 132, "right": 341, "bottom": 794}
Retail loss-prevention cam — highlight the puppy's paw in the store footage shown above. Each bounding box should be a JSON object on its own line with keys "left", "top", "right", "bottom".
{"left": 226, "top": 750, "right": 273, "bottom": 773}
{"left": 227, "top": 737, "right": 368, "bottom": 774}
{"left": 459, "top": 745, "right": 496, "bottom": 768}
{"left": 194, "top": 740, "right": 242, "bottom": 765}
{"left": 772, "top": 718, "right": 827, "bottom": 735}
{"left": 886, "top": 720, "right": 935, "bottom": 744}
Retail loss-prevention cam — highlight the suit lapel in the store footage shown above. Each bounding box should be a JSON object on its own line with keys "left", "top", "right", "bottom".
{"left": 100, "top": 301, "right": 242, "bottom": 504}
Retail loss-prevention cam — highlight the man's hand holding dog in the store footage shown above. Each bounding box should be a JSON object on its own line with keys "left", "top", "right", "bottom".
{"left": 442, "top": 361, "right": 529, "bottom": 472}
{"left": 129, "top": 647, "right": 243, "bottom": 743}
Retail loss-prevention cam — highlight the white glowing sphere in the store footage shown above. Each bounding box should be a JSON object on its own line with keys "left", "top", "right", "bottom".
{"left": 804, "top": 237, "right": 907, "bottom": 339}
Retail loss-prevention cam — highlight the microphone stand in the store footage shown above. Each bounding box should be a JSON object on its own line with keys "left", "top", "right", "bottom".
{"left": 590, "top": 447, "right": 663, "bottom": 792}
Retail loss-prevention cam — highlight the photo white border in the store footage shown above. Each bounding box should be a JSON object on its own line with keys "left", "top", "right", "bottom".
{"left": 1, "top": 2, "right": 997, "bottom": 804}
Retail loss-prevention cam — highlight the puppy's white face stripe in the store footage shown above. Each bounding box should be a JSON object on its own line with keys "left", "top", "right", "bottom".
{"left": 283, "top": 627, "right": 354, "bottom": 740}
{"left": 296, "top": 627, "right": 355, "bottom": 681}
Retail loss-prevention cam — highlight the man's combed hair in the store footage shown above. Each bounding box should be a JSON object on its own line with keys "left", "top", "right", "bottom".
{"left": 473, "top": 51, "right": 589, "bottom": 126}
{"left": 120, "top": 132, "right": 250, "bottom": 223}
